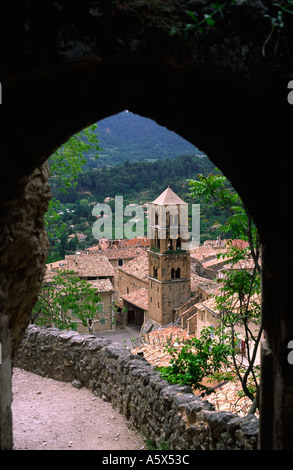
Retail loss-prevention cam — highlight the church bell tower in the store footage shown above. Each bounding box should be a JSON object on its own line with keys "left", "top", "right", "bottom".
{"left": 147, "top": 186, "right": 191, "bottom": 326}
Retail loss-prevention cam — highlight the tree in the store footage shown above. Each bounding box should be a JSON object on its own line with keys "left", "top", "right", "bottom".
{"left": 158, "top": 326, "right": 233, "bottom": 395}
{"left": 31, "top": 270, "right": 102, "bottom": 331}
{"left": 45, "top": 124, "right": 102, "bottom": 257}
{"left": 188, "top": 171, "right": 262, "bottom": 413}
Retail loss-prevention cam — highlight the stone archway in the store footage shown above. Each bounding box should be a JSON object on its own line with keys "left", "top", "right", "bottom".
{"left": 1, "top": 1, "right": 293, "bottom": 449}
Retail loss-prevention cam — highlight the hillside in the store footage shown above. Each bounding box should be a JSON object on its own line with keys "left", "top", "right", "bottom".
{"left": 48, "top": 154, "right": 232, "bottom": 262}
{"left": 47, "top": 117, "right": 229, "bottom": 262}
{"left": 85, "top": 111, "right": 204, "bottom": 167}
{"left": 63, "top": 154, "right": 212, "bottom": 203}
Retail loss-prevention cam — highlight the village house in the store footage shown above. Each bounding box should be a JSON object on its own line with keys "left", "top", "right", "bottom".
{"left": 67, "top": 232, "right": 87, "bottom": 242}
{"left": 217, "top": 256, "right": 256, "bottom": 279}
{"left": 117, "top": 251, "right": 149, "bottom": 296}
{"left": 45, "top": 252, "right": 116, "bottom": 334}
{"left": 66, "top": 252, "right": 113, "bottom": 278}
{"left": 45, "top": 187, "right": 259, "bottom": 363}
{"left": 193, "top": 255, "right": 232, "bottom": 279}
{"left": 42, "top": 187, "right": 262, "bottom": 418}
{"left": 88, "top": 244, "right": 147, "bottom": 268}
{"left": 74, "top": 278, "right": 115, "bottom": 333}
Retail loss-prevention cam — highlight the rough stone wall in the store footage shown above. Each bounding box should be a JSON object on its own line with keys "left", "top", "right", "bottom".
{"left": 0, "top": 163, "right": 51, "bottom": 449}
{"left": 15, "top": 325, "right": 259, "bottom": 450}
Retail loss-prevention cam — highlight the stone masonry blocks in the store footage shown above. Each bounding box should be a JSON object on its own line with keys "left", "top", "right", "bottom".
{"left": 15, "top": 326, "right": 259, "bottom": 450}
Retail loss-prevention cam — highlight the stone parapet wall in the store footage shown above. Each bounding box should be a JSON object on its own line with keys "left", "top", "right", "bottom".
{"left": 15, "top": 325, "right": 259, "bottom": 450}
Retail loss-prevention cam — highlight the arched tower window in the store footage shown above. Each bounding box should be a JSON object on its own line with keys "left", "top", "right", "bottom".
{"left": 176, "top": 268, "right": 181, "bottom": 279}
{"left": 153, "top": 267, "right": 158, "bottom": 278}
{"left": 155, "top": 212, "right": 159, "bottom": 225}
{"left": 171, "top": 268, "right": 175, "bottom": 279}
{"left": 170, "top": 212, "right": 178, "bottom": 227}
{"left": 166, "top": 210, "right": 170, "bottom": 227}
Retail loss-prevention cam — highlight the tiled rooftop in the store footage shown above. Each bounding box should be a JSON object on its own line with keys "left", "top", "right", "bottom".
{"left": 99, "top": 247, "right": 146, "bottom": 260}
{"left": 206, "top": 380, "right": 259, "bottom": 417}
{"left": 132, "top": 324, "right": 258, "bottom": 416}
{"left": 199, "top": 255, "right": 230, "bottom": 268}
{"left": 87, "top": 278, "right": 114, "bottom": 293}
{"left": 124, "top": 236, "right": 150, "bottom": 247}
{"left": 195, "top": 297, "right": 220, "bottom": 315}
{"left": 190, "top": 274, "right": 220, "bottom": 296}
{"left": 132, "top": 325, "right": 194, "bottom": 367}
{"left": 218, "top": 258, "right": 256, "bottom": 272}
{"left": 63, "top": 253, "right": 115, "bottom": 278}
{"left": 190, "top": 246, "right": 225, "bottom": 261}
{"left": 121, "top": 287, "right": 149, "bottom": 311}
{"left": 119, "top": 252, "right": 148, "bottom": 281}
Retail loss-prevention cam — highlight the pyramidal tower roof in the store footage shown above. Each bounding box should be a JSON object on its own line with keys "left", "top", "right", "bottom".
{"left": 151, "top": 186, "right": 187, "bottom": 205}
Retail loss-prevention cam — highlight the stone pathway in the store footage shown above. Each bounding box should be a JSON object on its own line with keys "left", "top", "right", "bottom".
{"left": 12, "top": 368, "right": 145, "bottom": 451}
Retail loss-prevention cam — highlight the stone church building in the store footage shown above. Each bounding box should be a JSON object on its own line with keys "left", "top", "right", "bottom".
{"left": 117, "top": 186, "right": 193, "bottom": 333}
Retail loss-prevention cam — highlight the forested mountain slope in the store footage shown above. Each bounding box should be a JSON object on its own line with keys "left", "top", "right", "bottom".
{"left": 85, "top": 111, "right": 204, "bottom": 168}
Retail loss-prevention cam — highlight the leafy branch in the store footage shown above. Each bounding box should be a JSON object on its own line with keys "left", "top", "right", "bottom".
{"left": 263, "top": 1, "right": 293, "bottom": 58}
{"left": 158, "top": 326, "right": 233, "bottom": 395}
{"left": 46, "top": 124, "right": 102, "bottom": 257}
{"left": 32, "top": 270, "right": 102, "bottom": 330}
{"left": 184, "top": 1, "right": 236, "bottom": 34}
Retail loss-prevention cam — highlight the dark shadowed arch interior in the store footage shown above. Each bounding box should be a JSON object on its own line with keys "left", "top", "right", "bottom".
{"left": 1, "top": 0, "right": 293, "bottom": 450}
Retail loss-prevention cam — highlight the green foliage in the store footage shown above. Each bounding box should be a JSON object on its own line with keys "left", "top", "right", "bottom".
{"left": 265, "top": 1, "right": 293, "bottom": 28}
{"left": 189, "top": 171, "right": 261, "bottom": 269}
{"left": 32, "top": 271, "right": 101, "bottom": 330}
{"left": 49, "top": 124, "right": 101, "bottom": 192}
{"left": 185, "top": 1, "right": 237, "bottom": 33}
{"left": 45, "top": 124, "right": 102, "bottom": 258}
{"left": 89, "top": 111, "right": 202, "bottom": 168}
{"left": 145, "top": 437, "right": 170, "bottom": 451}
{"left": 189, "top": 171, "right": 262, "bottom": 412}
{"left": 158, "top": 327, "right": 233, "bottom": 395}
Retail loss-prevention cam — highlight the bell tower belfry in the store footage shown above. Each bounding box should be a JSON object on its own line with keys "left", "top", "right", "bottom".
{"left": 147, "top": 186, "right": 191, "bottom": 326}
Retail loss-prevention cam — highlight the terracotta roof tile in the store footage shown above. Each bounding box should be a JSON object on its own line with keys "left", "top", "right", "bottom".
{"left": 63, "top": 253, "right": 114, "bottom": 278}
{"left": 119, "top": 252, "right": 148, "bottom": 281}
{"left": 206, "top": 380, "right": 259, "bottom": 417}
{"left": 132, "top": 325, "right": 258, "bottom": 416}
{"left": 88, "top": 279, "right": 114, "bottom": 292}
{"left": 190, "top": 274, "right": 220, "bottom": 296}
{"left": 132, "top": 325, "right": 194, "bottom": 367}
{"left": 121, "top": 287, "right": 149, "bottom": 311}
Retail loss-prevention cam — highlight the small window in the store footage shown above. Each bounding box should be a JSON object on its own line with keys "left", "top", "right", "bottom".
{"left": 70, "top": 308, "right": 77, "bottom": 318}
{"left": 97, "top": 303, "right": 104, "bottom": 314}
{"left": 118, "top": 259, "right": 123, "bottom": 266}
